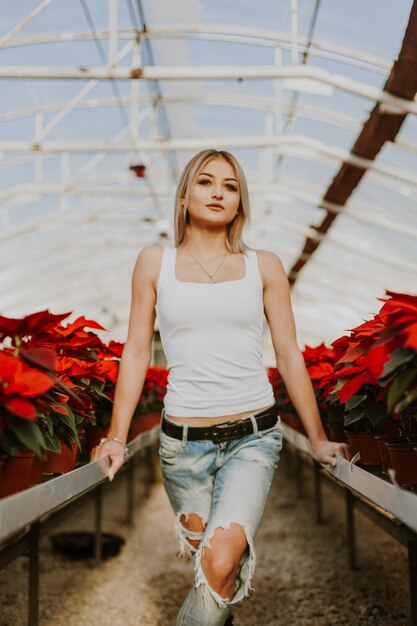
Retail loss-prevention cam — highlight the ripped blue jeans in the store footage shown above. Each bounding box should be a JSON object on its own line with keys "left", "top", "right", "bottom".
{"left": 158, "top": 405, "right": 284, "bottom": 625}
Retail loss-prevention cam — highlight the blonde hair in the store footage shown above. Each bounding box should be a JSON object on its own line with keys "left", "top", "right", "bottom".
{"left": 173, "top": 149, "right": 252, "bottom": 254}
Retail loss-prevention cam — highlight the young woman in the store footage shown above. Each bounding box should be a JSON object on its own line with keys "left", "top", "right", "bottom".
{"left": 90, "top": 148, "right": 352, "bottom": 626}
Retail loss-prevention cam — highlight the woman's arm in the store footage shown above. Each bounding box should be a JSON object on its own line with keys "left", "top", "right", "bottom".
{"left": 259, "top": 250, "right": 351, "bottom": 466}
{"left": 90, "top": 244, "right": 162, "bottom": 478}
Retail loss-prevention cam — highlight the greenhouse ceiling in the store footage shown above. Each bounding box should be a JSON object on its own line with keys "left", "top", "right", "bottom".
{"left": 1, "top": 0, "right": 416, "bottom": 354}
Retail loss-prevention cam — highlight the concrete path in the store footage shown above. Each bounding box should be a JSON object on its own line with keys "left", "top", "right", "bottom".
{"left": 0, "top": 447, "right": 411, "bottom": 625}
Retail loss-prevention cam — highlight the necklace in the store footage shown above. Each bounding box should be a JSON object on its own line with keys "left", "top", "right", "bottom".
{"left": 185, "top": 247, "right": 229, "bottom": 283}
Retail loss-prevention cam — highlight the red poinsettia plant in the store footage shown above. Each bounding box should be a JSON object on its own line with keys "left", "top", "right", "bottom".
{"left": 133, "top": 366, "right": 168, "bottom": 417}
{"left": 375, "top": 291, "right": 417, "bottom": 438}
{"left": 0, "top": 348, "right": 70, "bottom": 457}
{"left": 302, "top": 343, "right": 344, "bottom": 425}
{"left": 333, "top": 291, "right": 417, "bottom": 436}
{"left": 267, "top": 366, "right": 294, "bottom": 417}
{"left": 0, "top": 310, "right": 123, "bottom": 456}
{"left": 268, "top": 343, "right": 344, "bottom": 426}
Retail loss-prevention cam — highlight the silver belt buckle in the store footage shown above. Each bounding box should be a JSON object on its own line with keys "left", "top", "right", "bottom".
{"left": 211, "top": 420, "right": 240, "bottom": 443}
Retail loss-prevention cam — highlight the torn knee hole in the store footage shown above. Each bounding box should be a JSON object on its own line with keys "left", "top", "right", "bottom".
{"left": 180, "top": 513, "right": 206, "bottom": 549}
{"left": 175, "top": 512, "right": 207, "bottom": 557}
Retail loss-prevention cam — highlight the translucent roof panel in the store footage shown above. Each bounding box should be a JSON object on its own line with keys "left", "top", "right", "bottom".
{"left": 1, "top": 0, "right": 416, "bottom": 355}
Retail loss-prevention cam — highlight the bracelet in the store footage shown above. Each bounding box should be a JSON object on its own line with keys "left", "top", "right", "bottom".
{"left": 99, "top": 436, "right": 125, "bottom": 446}
{"left": 99, "top": 437, "right": 129, "bottom": 459}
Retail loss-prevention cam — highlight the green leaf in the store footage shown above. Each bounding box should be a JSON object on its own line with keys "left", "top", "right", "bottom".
{"left": 0, "top": 430, "right": 21, "bottom": 455}
{"left": 42, "top": 430, "right": 61, "bottom": 453}
{"left": 380, "top": 348, "right": 415, "bottom": 381}
{"left": 92, "top": 386, "right": 113, "bottom": 402}
{"left": 345, "top": 394, "right": 367, "bottom": 410}
{"left": 333, "top": 379, "right": 346, "bottom": 393}
{"left": 387, "top": 369, "right": 417, "bottom": 412}
{"left": 344, "top": 411, "right": 365, "bottom": 426}
{"left": 49, "top": 374, "right": 83, "bottom": 403}
{"left": 11, "top": 418, "right": 46, "bottom": 456}
{"left": 396, "top": 387, "right": 417, "bottom": 414}
{"left": 363, "top": 399, "right": 387, "bottom": 427}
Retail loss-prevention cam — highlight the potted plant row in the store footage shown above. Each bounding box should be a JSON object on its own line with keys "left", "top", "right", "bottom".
{"left": 268, "top": 290, "right": 417, "bottom": 489}
{"left": 0, "top": 310, "right": 167, "bottom": 498}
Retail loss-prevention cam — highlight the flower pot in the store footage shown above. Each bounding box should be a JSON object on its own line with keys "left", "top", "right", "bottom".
{"left": 84, "top": 424, "right": 110, "bottom": 452}
{"left": 327, "top": 422, "right": 348, "bottom": 443}
{"left": 375, "top": 418, "right": 400, "bottom": 437}
{"left": 42, "top": 440, "right": 79, "bottom": 475}
{"left": 128, "top": 411, "right": 161, "bottom": 441}
{"left": 344, "top": 431, "right": 381, "bottom": 466}
{"left": 374, "top": 435, "right": 395, "bottom": 473}
{"left": 386, "top": 437, "right": 417, "bottom": 487}
{"left": 0, "top": 452, "right": 42, "bottom": 498}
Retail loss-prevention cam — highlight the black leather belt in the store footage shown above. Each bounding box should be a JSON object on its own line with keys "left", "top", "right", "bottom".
{"left": 161, "top": 402, "right": 278, "bottom": 443}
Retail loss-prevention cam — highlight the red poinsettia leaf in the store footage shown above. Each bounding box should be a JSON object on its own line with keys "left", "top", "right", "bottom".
{"left": 335, "top": 364, "right": 366, "bottom": 377}
{"left": 379, "top": 291, "right": 417, "bottom": 311}
{"left": 19, "top": 346, "right": 57, "bottom": 371}
{"left": 308, "top": 363, "right": 334, "bottom": 380}
{"left": 366, "top": 344, "right": 390, "bottom": 379}
{"left": 0, "top": 310, "right": 72, "bottom": 342}
{"left": 55, "top": 393, "right": 69, "bottom": 403}
{"left": 3, "top": 396, "right": 37, "bottom": 419}
{"left": 403, "top": 321, "right": 417, "bottom": 351}
{"left": 58, "top": 316, "right": 107, "bottom": 337}
{"left": 335, "top": 346, "right": 364, "bottom": 365}
{"left": 5, "top": 369, "right": 55, "bottom": 398}
{"left": 0, "top": 350, "right": 22, "bottom": 381}
{"left": 337, "top": 372, "right": 369, "bottom": 403}
{"left": 51, "top": 403, "right": 69, "bottom": 415}
{"left": 100, "top": 340, "right": 124, "bottom": 357}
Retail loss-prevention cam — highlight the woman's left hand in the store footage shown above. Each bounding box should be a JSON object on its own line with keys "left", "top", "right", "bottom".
{"left": 310, "top": 439, "right": 352, "bottom": 467}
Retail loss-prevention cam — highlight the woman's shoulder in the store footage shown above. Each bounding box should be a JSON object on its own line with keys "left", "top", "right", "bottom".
{"left": 133, "top": 244, "right": 166, "bottom": 289}
{"left": 250, "top": 247, "right": 284, "bottom": 268}
{"left": 137, "top": 243, "right": 166, "bottom": 261}
{"left": 249, "top": 247, "right": 287, "bottom": 287}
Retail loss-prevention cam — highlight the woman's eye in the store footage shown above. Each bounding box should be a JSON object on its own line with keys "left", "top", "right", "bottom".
{"left": 197, "top": 179, "right": 237, "bottom": 192}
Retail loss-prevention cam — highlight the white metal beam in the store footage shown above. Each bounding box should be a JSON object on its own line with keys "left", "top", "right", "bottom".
{"left": 1, "top": 64, "right": 415, "bottom": 114}
{"left": 0, "top": 0, "right": 54, "bottom": 48}
{"left": 2, "top": 25, "right": 391, "bottom": 75}
{"left": 1, "top": 134, "right": 415, "bottom": 191}
{"left": 0, "top": 93, "right": 363, "bottom": 129}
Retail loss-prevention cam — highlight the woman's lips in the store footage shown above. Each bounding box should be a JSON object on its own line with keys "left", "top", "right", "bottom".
{"left": 207, "top": 204, "right": 224, "bottom": 211}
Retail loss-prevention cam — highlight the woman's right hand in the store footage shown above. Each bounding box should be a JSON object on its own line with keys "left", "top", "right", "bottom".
{"left": 90, "top": 440, "right": 127, "bottom": 481}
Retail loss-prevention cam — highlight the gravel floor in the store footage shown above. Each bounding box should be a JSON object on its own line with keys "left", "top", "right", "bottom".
{"left": 0, "top": 445, "right": 411, "bottom": 626}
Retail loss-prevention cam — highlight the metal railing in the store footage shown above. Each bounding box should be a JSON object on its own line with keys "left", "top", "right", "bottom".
{"left": 0, "top": 426, "right": 160, "bottom": 626}
{"left": 282, "top": 423, "right": 417, "bottom": 626}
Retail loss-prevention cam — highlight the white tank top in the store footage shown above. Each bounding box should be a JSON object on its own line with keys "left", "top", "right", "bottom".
{"left": 155, "top": 246, "right": 275, "bottom": 417}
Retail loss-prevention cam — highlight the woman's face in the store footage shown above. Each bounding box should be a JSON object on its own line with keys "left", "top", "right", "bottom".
{"left": 186, "top": 157, "right": 240, "bottom": 227}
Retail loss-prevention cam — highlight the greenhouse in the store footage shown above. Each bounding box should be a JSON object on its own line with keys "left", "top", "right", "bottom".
{"left": 0, "top": 1, "right": 416, "bottom": 625}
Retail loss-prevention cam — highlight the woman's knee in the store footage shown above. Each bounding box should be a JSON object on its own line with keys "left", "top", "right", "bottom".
{"left": 201, "top": 548, "right": 236, "bottom": 582}
{"left": 201, "top": 524, "right": 248, "bottom": 582}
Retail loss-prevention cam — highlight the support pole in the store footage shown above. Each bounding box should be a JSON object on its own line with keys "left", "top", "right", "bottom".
{"left": 28, "top": 521, "right": 40, "bottom": 626}
{"left": 314, "top": 462, "right": 324, "bottom": 524}
{"left": 294, "top": 452, "right": 304, "bottom": 498}
{"left": 345, "top": 488, "right": 357, "bottom": 570}
{"left": 94, "top": 483, "right": 103, "bottom": 565}
{"left": 144, "top": 445, "right": 153, "bottom": 497}
{"left": 408, "top": 539, "right": 417, "bottom": 626}
{"left": 126, "top": 456, "right": 135, "bottom": 526}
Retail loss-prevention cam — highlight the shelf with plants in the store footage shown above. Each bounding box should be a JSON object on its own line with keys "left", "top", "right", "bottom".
{"left": 0, "top": 310, "right": 168, "bottom": 499}
{"left": 268, "top": 290, "right": 417, "bottom": 492}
